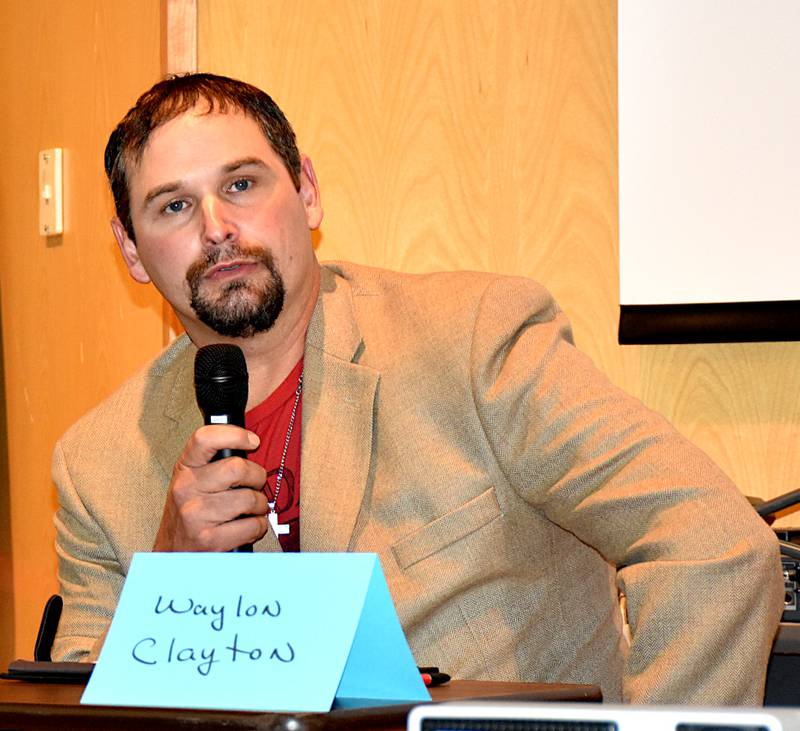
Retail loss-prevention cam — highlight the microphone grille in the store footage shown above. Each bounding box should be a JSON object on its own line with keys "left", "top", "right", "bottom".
{"left": 194, "top": 344, "right": 249, "bottom": 417}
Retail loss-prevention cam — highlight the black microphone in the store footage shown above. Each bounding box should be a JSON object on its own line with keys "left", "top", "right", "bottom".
{"left": 194, "top": 344, "right": 253, "bottom": 553}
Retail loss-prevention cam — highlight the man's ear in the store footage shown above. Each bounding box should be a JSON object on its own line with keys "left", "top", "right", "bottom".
{"left": 298, "top": 155, "right": 323, "bottom": 230}
{"left": 111, "top": 217, "right": 151, "bottom": 284}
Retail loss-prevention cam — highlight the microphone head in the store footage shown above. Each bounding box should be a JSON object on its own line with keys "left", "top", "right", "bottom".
{"left": 194, "top": 344, "right": 249, "bottom": 420}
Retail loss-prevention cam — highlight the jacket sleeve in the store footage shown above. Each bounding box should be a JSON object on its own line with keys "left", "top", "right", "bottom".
{"left": 470, "top": 276, "right": 783, "bottom": 704}
{"left": 51, "top": 439, "right": 122, "bottom": 662}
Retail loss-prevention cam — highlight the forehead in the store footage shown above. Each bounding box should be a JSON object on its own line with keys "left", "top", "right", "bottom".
{"left": 128, "top": 108, "right": 280, "bottom": 198}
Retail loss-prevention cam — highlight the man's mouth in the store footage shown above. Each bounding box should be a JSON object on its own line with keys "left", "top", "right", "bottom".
{"left": 205, "top": 260, "right": 258, "bottom": 279}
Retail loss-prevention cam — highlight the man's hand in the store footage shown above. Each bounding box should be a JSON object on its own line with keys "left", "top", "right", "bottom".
{"left": 153, "top": 425, "right": 269, "bottom": 552}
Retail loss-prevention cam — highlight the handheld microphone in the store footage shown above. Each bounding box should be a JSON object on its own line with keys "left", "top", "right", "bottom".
{"left": 194, "top": 343, "right": 253, "bottom": 552}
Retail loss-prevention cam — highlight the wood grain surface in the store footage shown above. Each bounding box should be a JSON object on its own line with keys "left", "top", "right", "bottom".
{"left": 163, "top": 0, "right": 197, "bottom": 75}
{"left": 0, "top": 0, "right": 165, "bottom": 662}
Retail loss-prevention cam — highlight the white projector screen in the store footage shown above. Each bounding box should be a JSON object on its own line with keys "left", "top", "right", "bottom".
{"left": 618, "top": 0, "right": 800, "bottom": 342}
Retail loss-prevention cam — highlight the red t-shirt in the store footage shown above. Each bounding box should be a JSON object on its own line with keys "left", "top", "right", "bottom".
{"left": 245, "top": 358, "right": 303, "bottom": 552}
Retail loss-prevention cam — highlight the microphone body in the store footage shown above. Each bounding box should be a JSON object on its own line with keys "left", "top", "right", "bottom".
{"left": 194, "top": 344, "right": 253, "bottom": 553}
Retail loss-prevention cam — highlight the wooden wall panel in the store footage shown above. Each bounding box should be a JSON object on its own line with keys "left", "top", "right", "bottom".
{"left": 198, "top": 0, "right": 800, "bottom": 518}
{"left": 198, "top": 1, "right": 621, "bottom": 362}
{"left": 0, "top": 0, "right": 165, "bottom": 660}
{"left": 639, "top": 342, "right": 800, "bottom": 514}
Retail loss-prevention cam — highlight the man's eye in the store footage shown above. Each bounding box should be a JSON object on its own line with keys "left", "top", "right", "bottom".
{"left": 229, "top": 178, "right": 252, "bottom": 193}
{"left": 163, "top": 200, "right": 188, "bottom": 214}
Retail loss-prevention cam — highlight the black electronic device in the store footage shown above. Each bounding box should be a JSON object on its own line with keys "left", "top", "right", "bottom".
{"left": 194, "top": 343, "right": 253, "bottom": 553}
{"left": 781, "top": 557, "right": 800, "bottom": 622}
{"left": 194, "top": 343, "right": 249, "bottom": 455}
{"left": 775, "top": 532, "right": 800, "bottom": 623}
{"left": 752, "top": 493, "right": 800, "bottom": 622}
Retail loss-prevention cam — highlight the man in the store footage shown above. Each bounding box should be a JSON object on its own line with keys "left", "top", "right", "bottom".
{"left": 52, "top": 73, "right": 783, "bottom": 704}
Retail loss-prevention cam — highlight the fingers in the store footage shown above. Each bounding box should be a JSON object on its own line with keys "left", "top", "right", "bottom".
{"left": 172, "top": 455, "right": 267, "bottom": 500}
{"left": 182, "top": 511, "right": 269, "bottom": 553}
{"left": 180, "top": 424, "right": 260, "bottom": 469}
{"left": 209, "top": 514, "right": 269, "bottom": 553}
{"left": 171, "top": 424, "right": 265, "bottom": 498}
{"left": 195, "top": 485, "right": 270, "bottom": 523}
{"left": 154, "top": 482, "right": 270, "bottom": 552}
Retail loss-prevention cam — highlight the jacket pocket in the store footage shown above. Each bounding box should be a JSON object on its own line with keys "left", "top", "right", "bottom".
{"left": 392, "top": 486, "right": 501, "bottom": 569}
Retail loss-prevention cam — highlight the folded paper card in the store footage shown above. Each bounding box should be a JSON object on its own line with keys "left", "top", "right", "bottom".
{"left": 81, "top": 552, "right": 429, "bottom": 712}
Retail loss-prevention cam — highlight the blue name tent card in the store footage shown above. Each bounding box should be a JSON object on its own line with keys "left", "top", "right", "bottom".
{"left": 81, "top": 552, "right": 429, "bottom": 713}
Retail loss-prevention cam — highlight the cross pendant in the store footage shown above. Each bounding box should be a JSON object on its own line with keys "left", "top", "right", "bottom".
{"left": 268, "top": 503, "right": 290, "bottom": 536}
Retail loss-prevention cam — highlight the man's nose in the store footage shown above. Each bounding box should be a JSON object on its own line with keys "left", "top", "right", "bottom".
{"left": 200, "top": 195, "right": 237, "bottom": 245}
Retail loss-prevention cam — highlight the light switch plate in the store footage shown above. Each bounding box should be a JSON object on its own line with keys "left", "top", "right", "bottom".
{"left": 39, "top": 148, "right": 63, "bottom": 236}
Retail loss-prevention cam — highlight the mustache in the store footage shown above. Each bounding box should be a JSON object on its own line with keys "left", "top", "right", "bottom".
{"left": 185, "top": 243, "right": 277, "bottom": 285}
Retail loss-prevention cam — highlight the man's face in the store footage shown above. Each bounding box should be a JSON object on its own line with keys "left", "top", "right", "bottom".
{"left": 112, "top": 107, "right": 322, "bottom": 342}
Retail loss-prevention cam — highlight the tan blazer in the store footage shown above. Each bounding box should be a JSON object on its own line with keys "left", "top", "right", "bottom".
{"left": 53, "top": 262, "right": 783, "bottom": 703}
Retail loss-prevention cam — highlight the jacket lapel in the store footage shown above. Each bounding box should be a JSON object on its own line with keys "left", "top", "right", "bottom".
{"left": 301, "top": 267, "right": 379, "bottom": 552}
{"left": 150, "top": 337, "right": 199, "bottom": 482}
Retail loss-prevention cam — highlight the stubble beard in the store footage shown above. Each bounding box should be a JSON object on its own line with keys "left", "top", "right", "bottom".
{"left": 185, "top": 243, "right": 285, "bottom": 339}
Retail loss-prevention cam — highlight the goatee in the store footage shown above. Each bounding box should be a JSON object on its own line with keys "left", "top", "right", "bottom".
{"left": 186, "top": 243, "right": 285, "bottom": 338}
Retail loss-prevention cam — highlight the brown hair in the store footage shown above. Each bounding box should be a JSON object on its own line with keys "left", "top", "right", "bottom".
{"left": 104, "top": 73, "right": 301, "bottom": 241}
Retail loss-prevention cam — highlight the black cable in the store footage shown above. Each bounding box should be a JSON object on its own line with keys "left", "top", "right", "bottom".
{"left": 779, "top": 541, "right": 800, "bottom": 560}
{"left": 756, "top": 489, "right": 800, "bottom": 517}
